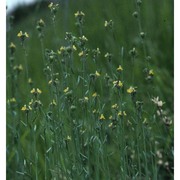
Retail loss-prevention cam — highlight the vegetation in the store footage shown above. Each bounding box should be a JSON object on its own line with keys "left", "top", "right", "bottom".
{"left": 7, "top": 0, "right": 173, "bottom": 179}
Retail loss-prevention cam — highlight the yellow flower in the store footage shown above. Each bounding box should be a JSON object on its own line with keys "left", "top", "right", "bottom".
{"left": 113, "top": 80, "right": 123, "bottom": 88}
{"left": 95, "top": 71, "right": 100, "bottom": 77}
{"left": 81, "top": 35, "right": 88, "bottom": 41}
{"left": 64, "top": 87, "right": 69, "bottom": 93}
{"left": 39, "top": 19, "right": 45, "bottom": 26}
{"left": 21, "top": 105, "right": 27, "bottom": 111}
{"left": 17, "top": 31, "right": 29, "bottom": 42}
{"left": 123, "top": 111, "right": 127, "bottom": 116}
{"left": 21, "top": 105, "right": 32, "bottom": 112}
{"left": 78, "top": 51, "right": 84, "bottom": 57}
{"left": 117, "top": 65, "right": 123, "bottom": 72}
{"left": 67, "top": 135, "right": 71, "bottom": 141}
{"left": 30, "top": 88, "right": 42, "bottom": 95}
{"left": 13, "top": 64, "right": 23, "bottom": 72}
{"left": 118, "top": 111, "right": 127, "bottom": 117}
{"left": 9, "top": 42, "right": 16, "bottom": 49}
{"left": 84, "top": 96, "right": 89, "bottom": 102}
{"left": 19, "top": 64, "right": 23, "bottom": 71}
{"left": 24, "top": 32, "right": 29, "bottom": 38}
{"left": 92, "top": 92, "right": 98, "bottom": 97}
{"left": 37, "top": 88, "right": 42, "bottom": 94}
{"left": 118, "top": 111, "right": 122, "bottom": 116}
{"left": 112, "top": 104, "right": 118, "bottom": 109}
{"left": 109, "top": 115, "right": 113, "bottom": 120}
{"left": 17, "top": 31, "right": 29, "bottom": 38}
{"left": 29, "top": 99, "right": 33, "bottom": 105}
{"left": 104, "top": 20, "right": 114, "bottom": 28}
{"left": 17, "top": 31, "right": 23, "bottom": 37}
{"left": 108, "top": 122, "right": 113, "bottom": 128}
{"left": 48, "top": 2, "right": 53, "bottom": 8}
{"left": 149, "top": 69, "right": 154, "bottom": 76}
{"left": 50, "top": 99, "right": 57, "bottom": 106}
{"left": 74, "top": 11, "right": 85, "bottom": 18}
{"left": 28, "top": 78, "right": 33, "bottom": 84}
{"left": 72, "top": 45, "right": 77, "bottom": 51}
{"left": 48, "top": 79, "right": 53, "bottom": 84}
{"left": 99, "top": 114, "right": 105, "bottom": 120}
{"left": 7, "top": 98, "right": 16, "bottom": 104}
{"left": 127, "top": 86, "right": 136, "bottom": 94}
{"left": 104, "top": 21, "right": 108, "bottom": 27}
{"left": 95, "top": 48, "right": 100, "bottom": 54}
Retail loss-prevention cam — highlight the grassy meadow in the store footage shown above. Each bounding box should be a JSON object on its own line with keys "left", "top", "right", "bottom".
{"left": 6, "top": 0, "right": 174, "bottom": 179}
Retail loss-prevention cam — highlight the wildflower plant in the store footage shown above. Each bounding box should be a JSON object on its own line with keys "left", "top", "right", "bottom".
{"left": 6, "top": 1, "right": 173, "bottom": 180}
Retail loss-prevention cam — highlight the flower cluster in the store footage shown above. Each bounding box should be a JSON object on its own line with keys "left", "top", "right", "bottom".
{"left": 17, "top": 31, "right": 29, "bottom": 42}
{"left": 74, "top": 11, "right": 85, "bottom": 26}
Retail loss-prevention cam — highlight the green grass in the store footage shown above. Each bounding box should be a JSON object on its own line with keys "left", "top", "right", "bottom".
{"left": 7, "top": 0, "right": 173, "bottom": 179}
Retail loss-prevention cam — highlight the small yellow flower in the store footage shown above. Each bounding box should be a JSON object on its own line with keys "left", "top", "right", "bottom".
{"left": 64, "top": 87, "right": 69, "bottom": 93}
{"left": 50, "top": 99, "right": 57, "bottom": 106}
{"left": 113, "top": 80, "right": 123, "bottom": 88}
{"left": 92, "top": 92, "right": 98, "bottom": 97}
{"left": 19, "top": 64, "right": 23, "bottom": 70}
{"left": 17, "top": 31, "right": 29, "bottom": 38}
{"left": 9, "top": 42, "right": 16, "bottom": 49}
{"left": 48, "top": 2, "right": 53, "bottom": 8}
{"left": 118, "top": 111, "right": 127, "bottom": 117}
{"left": 104, "top": 20, "right": 114, "bottom": 28}
{"left": 28, "top": 78, "right": 33, "bottom": 84}
{"left": 7, "top": 98, "right": 16, "bottom": 104}
{"left": 48, "top": 79, "right": 53, "bottom": 85}
{"left": 30, "top": 88, "right": 42, "bottom": 95}
{"left": 81, "top": 35, "right": 88, "bottom": 41}
{"left": 13, "top": 64, "right": 23, "bottom": 72}
{"left": 123, "top": 111, "right": 127, "bottom": 116}
{"left": 17, "top": 31, "right": 29, "bottom": 42}
{"left": 74, "top": 11, "right": 85, "bottom": 18}
{"left": 78, "top": 51, "right": 84, "bottom": 57}
{"left": 112, "top": 104, "right": 118, "bottom": 109}
{"left": 39, "top": 19, "right": 45, "bottom": 25}
{"left": 48, "top": 2, "right": 59, "bottom": 10}
{"left": 17, "top": 31, "right": 23, "bottom": 37}
{"left": 72, "top": 45, "right": 77, "bottom": 51}
{"left": 104, "top": 21, "right": 108, "bottom": 27}
{"left": 11, "top": 98, "right": 16, "bottom": 102}
{"left": 149, "top": 69, "right": 154, "bottom": 76}
{"left": 84, "top": 96, "right": 89, "bottom": 102}
{"left": 24, "top": 32, "right": 29, "bottom": 38}
{"left": 96, "top": 48, "right": 100, "bottom": 54}
{"left": 21, "top": 105, "right": 27, "bottom": 111}
{"left": 109, "top": 115, "right": 113, "bottom": 120}
{"left": 99, "top": 114, "right": 105, "bottom": 120}
{"left": 108, "top": 122, "right": 113, "bottom": 128}
{"left": 30, "top": 88, "right": 35, "bottom": 94}
{"left": 117, "top": 65, "right": 123, "bottom": 72}
{"left": 95, "top": 71, "right": 100, "bottom": 77}
{"left": 37, "top": 88, "right": 42, "bottom": 94}
{"left": 118, "top": 111, "right": 122, "bottom": 116}
{"left": 21, "top": 105, "right": 32, "bottom": 112}
{"left": 29, "top": 99, "right": 33, "bottom": 105}
{"left": 127, "top": 86, "right": 136, "bottom": 94}
{"left": 67, "top": 135, "right": 71, "bottom": 141}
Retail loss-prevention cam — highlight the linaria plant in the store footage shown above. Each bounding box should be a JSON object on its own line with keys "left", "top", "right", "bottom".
{"left": 7, "top": 1, "right": 173, "bottom": 179}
